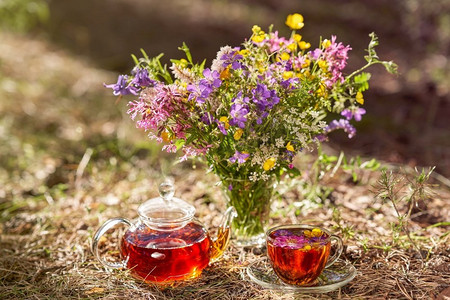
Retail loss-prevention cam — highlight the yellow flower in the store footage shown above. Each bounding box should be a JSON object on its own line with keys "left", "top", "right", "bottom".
{"left": 312, "top": 228, "right": 323, "bottom": 237}
{"left": 293, "top": 34, "right": 302, "bottom": 42}
{"left": 263, "top": 157, "right": 276, "bottom": 171}
{"left": 179, "top": 58, "right": 188, "bottom": 68}
{"left": 282, "top": 71, "right": 294, "bottom": 80}
{"left": 219, "top": 116, "right": 230, "bottom": 129}
{"left": 302, "top": 59, "right": 311, "bottom": 68}
{"left": 233, "top": 128, "right": 243, "bottom": 140}
{"left": 299, "top": 41, "right": 311, "bottom": 50}
{"left": 251, "top": 26, "right": 266, "bottom": 43}
{"left": 220, "top": 66, "right": 231, "bottom": 80}
{"left": 286, "top": 141, "right": 295, "bottom": 152}
{"left": 298, "top": 70, "right": 313, "bottom": 81}
{"left": 287, "top": 42, "right": 297, "bottom": 52}
{"left": 280, "top": 52, "right": 290, "bottom": 61}
{"left": 302, "top": 245, "right": 312, "bottom": 251}
{"left": 356, "top": 91, "right": 364, "bottom": 105}
{"left": 252, "top": 32, "right": 266, "bottom": 43}
{"left": 316, "top": 84, "right": 328, "bottom": 98}
{"left": 161, "top": 131, "right": 171, "bottom": 142}
{"left": 252, "top": 25, "right": 261, "bottom": 33}
{"left": 303, "top": 230, "right": 312, "bottom": 238}
{"left": 239, "top": 49, "right": 250, "bottom": 56}
{"left": 285, "top": 13, "right": 304, "bottom": 30}
{"left": 318, "top": 60, "right": 328, "bottom": 70}
{"left": 322, "top": 39, "right": 331, "bottom": 49}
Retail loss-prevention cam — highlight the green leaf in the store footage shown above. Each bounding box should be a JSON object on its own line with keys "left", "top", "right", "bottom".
{"left": 140, "top": 48, "right": 150, "bottom": 61}
{"left": 382, "top": 61, "right": 398, "bottom": 74}
{"left": 287, "top": 167, "right": 301, "bottom": 177}
{"left": 199, "top": 59, "right": 207, "bottom": 70}
{"left": 353, "top": 72, "right": 371, "bottom": 92}
{"left": 175, "top": 139, "right": 185, "bottom": 150}
{"left": 179, "top": 42, "right": 193, "bottom": 64}
{"left": 131, "top": 54, "right": 139, "bottom": 65}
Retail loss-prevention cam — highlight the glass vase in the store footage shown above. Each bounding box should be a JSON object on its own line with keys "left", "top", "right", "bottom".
{"left": 222, "top": 177, "right": 276, "bottom": 247}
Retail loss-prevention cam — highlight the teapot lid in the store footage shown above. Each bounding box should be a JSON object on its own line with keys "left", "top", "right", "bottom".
{"left": 137, "top": 179, "right": 195, "bottom": 231}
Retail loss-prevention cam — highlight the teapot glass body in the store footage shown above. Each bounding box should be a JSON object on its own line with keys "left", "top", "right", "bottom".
{"left": 92, "top": 205, "right": 236, "bottom": 284}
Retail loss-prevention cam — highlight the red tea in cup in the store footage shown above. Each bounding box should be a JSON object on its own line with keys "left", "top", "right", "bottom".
{"left": 266, "top": 225, "right": 343, "bottom": 286}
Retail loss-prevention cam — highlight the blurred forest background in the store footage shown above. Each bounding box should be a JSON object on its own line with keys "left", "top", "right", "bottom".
{"left": 1, "top": 1, "right": 449, "bottom": 299}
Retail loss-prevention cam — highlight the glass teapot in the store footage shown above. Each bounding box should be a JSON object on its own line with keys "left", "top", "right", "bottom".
{"left": 92, "top": 180, "right": 237, "bottom": 283}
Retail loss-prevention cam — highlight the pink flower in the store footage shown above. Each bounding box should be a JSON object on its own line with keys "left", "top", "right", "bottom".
{"left": 162, "top": 144, "right": 177, "bottom": 153}
{"left": 273, "top": 235, "right": 307, "bottom": 249}
{"left": 321, "top": 36, "right": 352, "bottom": 86}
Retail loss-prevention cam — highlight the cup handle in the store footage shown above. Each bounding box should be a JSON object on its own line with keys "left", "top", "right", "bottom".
{"left": 91, "top": 217, "right": 132, "bottom": 269}
{"left": 325, "top": 235, "right": 343, "bottom": 268}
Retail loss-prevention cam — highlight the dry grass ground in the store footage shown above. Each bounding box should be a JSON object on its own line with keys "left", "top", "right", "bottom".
{"left": 0, "top": 31, "right": 449, "bottom": 299}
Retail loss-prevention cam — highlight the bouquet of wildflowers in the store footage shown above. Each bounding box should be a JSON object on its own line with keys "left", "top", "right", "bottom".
{"left": 105, "top": 13, "right": 396, "bottom": 241}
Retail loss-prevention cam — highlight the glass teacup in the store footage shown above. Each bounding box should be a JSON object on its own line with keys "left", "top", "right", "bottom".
{"left": 266, "top": 224, "right": 343, "bottom": 286}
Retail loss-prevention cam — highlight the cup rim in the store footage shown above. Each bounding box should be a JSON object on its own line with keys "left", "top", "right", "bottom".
{"left": 266, "top": 224, "right": 333, "bottom": 244}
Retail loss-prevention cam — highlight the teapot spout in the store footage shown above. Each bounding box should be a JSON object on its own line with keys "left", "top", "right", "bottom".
{"left": 209, "top": 206, "right": 237, "bottom": 263}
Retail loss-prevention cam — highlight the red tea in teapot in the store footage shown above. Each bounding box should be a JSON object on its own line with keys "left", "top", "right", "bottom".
{"left": 267, "top": 227, "right": 331, "bottom": 285}
{"left": 120, "top": 221, "right": 214, "bottom": 283}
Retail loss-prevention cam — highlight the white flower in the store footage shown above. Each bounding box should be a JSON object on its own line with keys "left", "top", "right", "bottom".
{"left": 211, "top": 46, "right": 234, "bottom": 73}
{"left": 275, "top": 137, "right": 285, "bottom": 148}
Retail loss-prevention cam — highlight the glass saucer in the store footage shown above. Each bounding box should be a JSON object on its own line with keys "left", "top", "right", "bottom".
{"left": 246, "top": 258, "right": 356, "bottom": 293}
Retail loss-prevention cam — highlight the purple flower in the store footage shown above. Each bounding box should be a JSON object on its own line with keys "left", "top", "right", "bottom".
{"left": 131, "top": 68, "right": 154, "bottom": 87}
{"left": 216, "top": 121, "right": 228, "bottom": 135}
{"left": 341, "top": 108, "right": 366, "bottom": 121}
{"left": 280, "top": 77, "right": 299, "bottom": 90}
{"left": 201, "top": 112, "right": 215, "bottom": 125}
{"left": 309, "top": 48, "right": 322, "bottom": 60}
{"left": 315, "top": 134, "right": 328, "bottom": 142}
{"left": 310, "top": 235, "right": 329, "bottom": 246}
{"left": 228, "top": 184, "right": 233, "bottom": 191}
{"left": 104, "top": 75, "right": 133, "bottom": 96}
{"left": 188, "top": 68, "right": 222, "bottom": 104}
{"left": 250, "top": 85, "right": 280, "bottom": 124}
{"left": 229, "top": 103, "right": 249, "bottom": 129}
{"left": 202, "top": 68, "right": 222, "bottom": 88}
{"left": 187, "top": 83, "right": 211, "bottom": 104}
{"left": 272, "top": 235, "right": 307, "bottom": 249}
{"left": 253, "top": 83, "right": 270, "bottom": 100}
{"left": 221, "top": 49, "right": 243, "bottom": 70}
{"left": 324, "top": 119, "right": 357, "bottom": 138}
{"left": 272, "top": 229, "right": 294, "bottom": 237}
{"left": 229, "top": 151, "right": 250, "bottom": 164}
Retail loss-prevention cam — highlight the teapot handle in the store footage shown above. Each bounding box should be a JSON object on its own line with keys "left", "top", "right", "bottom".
{"left": 91, "top": 218, "right": 132, "bottom": 269}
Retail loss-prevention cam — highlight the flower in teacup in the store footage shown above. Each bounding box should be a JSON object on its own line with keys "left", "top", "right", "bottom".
{"left": 311, "top": 228, "right": 323, "bottom": 237}
{"left": 272, "top": 229, "right": 294, "bottom": 237}
{"left": 273, "top": 235, "right": 307, "bottom": 249}
{"left": 304, "top": 228, "right": 323, "bottom": 238}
